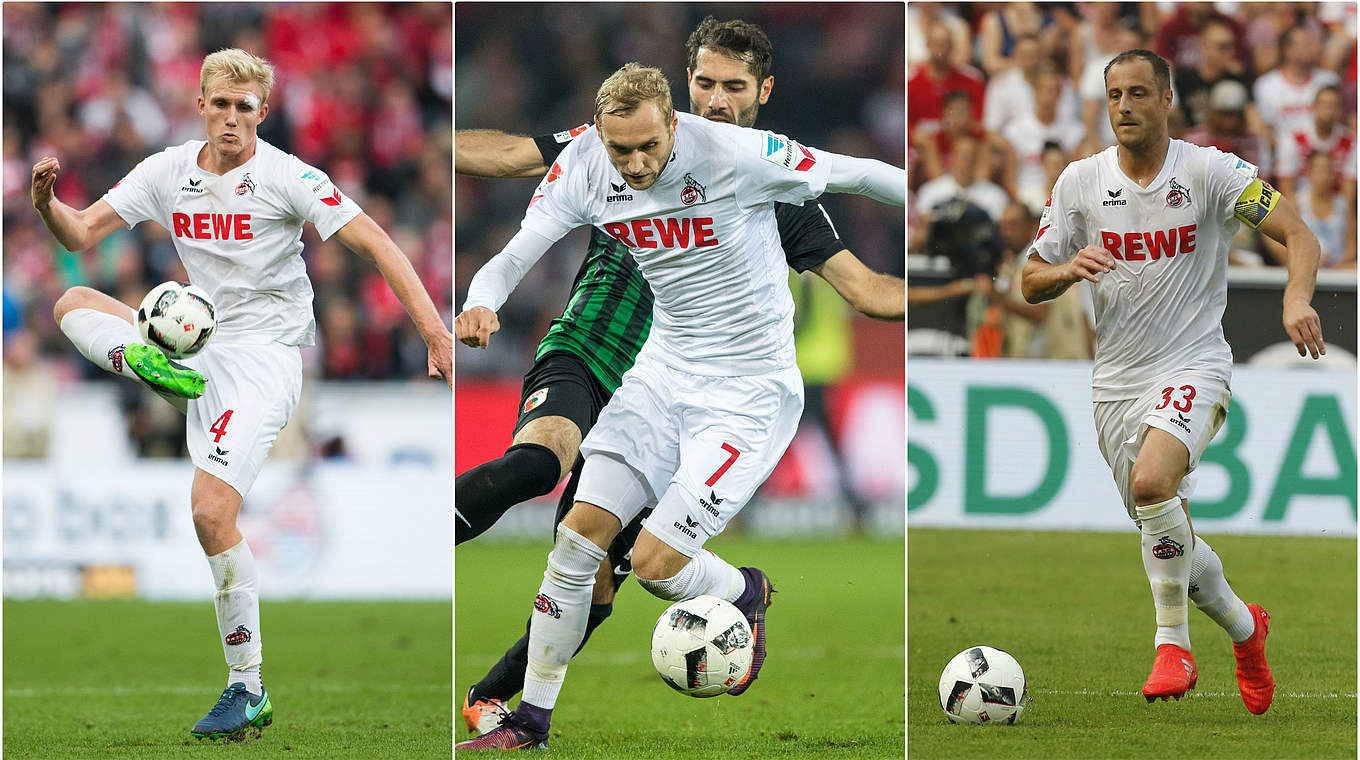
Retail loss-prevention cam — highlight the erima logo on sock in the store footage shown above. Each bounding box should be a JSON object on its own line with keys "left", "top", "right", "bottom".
{"left": 225, "top": 625, "right": 251, "bottom": 646}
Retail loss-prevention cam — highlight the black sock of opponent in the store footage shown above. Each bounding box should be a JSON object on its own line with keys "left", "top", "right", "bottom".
{"left": 474, "top": 603, "right": 613, "bottom": 702}
{"left": 454, "top": 443, "right": 560, "bottom": 545}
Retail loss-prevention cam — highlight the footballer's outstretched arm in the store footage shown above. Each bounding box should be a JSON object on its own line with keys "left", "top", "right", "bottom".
{"left": 455, "top": 130, "right": 549, "bottom": 179}
{"left": 334, "top": 213, "right": 454, "bottom": 385}
{"left": 455, "top": 227, "right": 557, "bottom": 348}
{"left": 811, "top": 250, "right": 905, "bottom": 320}
{"left": 824, "top": 153, "right": 906, "bottom": 207}
{"left": 31, "top": 157, "right": 128, "bottom": 251}
{"left": 1254, "top": 190, "right": 1325, "bottom": 359}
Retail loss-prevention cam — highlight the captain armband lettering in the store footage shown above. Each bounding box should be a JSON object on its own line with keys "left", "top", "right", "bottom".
{"left": 1232, "top": 178, "right": 1279, "bottom": 229}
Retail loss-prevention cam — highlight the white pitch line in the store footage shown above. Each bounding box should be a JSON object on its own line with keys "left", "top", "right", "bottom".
{"left": 5, "top": 684, "right": 448, "bottom": 699}
{"left": 911, "top": 686, "right": 1356, "bottom": 699}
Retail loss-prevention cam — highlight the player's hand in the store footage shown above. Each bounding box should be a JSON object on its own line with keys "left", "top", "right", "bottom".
{"left": 426, "top": 325, "right": 453, "bottom": 387}
{"left": 1067, "top": 245, "right": 1116, "bottom": 284}
{"left": 1283, "top": 296, "right": 1325, "bottom": 359}
{"left": 454, "top": 306, "right": 500, "bottom": 349}
{"left": 31, "top": 156, "right": 60, "bottom": 211}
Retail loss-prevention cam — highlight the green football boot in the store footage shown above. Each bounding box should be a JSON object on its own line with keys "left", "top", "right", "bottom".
{"left": 123, "top": 343, "right": 205, "bottom": 399}
{"left": 191, "top": 683, "right": 272, "bottom": 740}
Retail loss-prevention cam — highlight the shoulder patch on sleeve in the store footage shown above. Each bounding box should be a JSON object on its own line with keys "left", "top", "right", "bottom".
{"left": 298, "top": 167, "right": 343, "bottom": 207}
{"left": 1233, "top": 178, "right": 1278, "bottom": 229}
{"left": 553, "top": 123, "right": 591, "bottom": 144}
{"left": 760, "top": 131, "right": 817, "bottom": 172}
{"left": 1232, "top": 157, "right": 1259, "bottom": 181}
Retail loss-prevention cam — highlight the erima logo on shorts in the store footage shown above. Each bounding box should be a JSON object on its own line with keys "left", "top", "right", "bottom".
{"left": 698, "top": 490, "right": 724, "bottom": 517}
{"left": 522, "top": 388, "right": 548, "bottom": 413}
{"left": 673, "top": 515, "right": 700, "bottom": 540}
{"left": 209, "top": 446, "right": 230, "bottom": 466}
{"left": 1170, "top": 411, "right": 1192, "bottom": 433}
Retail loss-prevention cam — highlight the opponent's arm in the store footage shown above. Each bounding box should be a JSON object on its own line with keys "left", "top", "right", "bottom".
{"left": 1021, "top": 245, "right": 1115, "bottom": 304}
{"left": 454, "top": 130, "right": 548, "bottom": 178}
{"left": 1254, "top": 190, "right": 1325, "bottom": 358}
{"left": 456, "top": 228, "right": 557, "bottom": 349}
{"left": 31, "top": 157, "right": 128, "bottom": 251}
{"left": 334, "top": 213, "right": 453, "bottom": 385}
{"left": 810, "top": 250, "right": 904, "bottom": 320}
{"left": 824, "top": 154, "right": 906, "bottom": 206}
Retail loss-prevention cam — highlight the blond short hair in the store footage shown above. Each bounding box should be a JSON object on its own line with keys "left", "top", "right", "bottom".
{"left": 200, "top": 48, "right": 275, "bottom": 102}
{"left": 594, "top": 63, "right": 673, "bottom": 123}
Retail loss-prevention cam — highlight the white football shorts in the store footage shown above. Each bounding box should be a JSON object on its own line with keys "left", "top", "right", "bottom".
{"left": 181, "top": 342, "right": 303, "bottom": 498}
{"left": 1093, "top": 372, "right": 1230, "bottom": 522}
{"left": 575, "top": 352, "right": 804, "bottom": 557}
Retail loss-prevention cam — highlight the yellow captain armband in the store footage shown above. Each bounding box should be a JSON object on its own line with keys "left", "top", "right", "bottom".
{"left": 1233, "top": 178, "right": 1279, "bottom": 229}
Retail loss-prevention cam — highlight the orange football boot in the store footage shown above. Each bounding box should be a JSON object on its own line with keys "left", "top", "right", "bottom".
{"left": 1143, "top": 643, "right": 1198, "bottom": 702}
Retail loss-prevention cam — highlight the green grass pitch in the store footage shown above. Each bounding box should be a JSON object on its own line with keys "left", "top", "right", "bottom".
{"left": 456, "top": 535, "right": 905, "bottom": 759}
{"left": 908, "top": 528, "right": 1357, "bottom": 759}
{"left": 4, "top": 600, "right": 451, "bottom": 758}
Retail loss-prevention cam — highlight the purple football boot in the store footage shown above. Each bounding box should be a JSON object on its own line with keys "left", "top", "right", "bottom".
{"left": 727, "top": 566, "right": 774, "bottom": 696}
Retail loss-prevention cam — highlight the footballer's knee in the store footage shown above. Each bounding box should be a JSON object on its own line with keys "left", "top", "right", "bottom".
{"left": 1130, "top": 464, "right": 1178, "bottom": 506}
{"left": 560, "top": 501, "right": 620, "bottom": 552}
{"left": 630, "top": 532, "right": 690, "bottom": 583}
{"left": 513, "top": 415, "right": 583, "bottom": 482}
{"left": 190, "top": 469, "right": 244, "bottom": 555}
{"left": 54, "top": 286, "right": 126, "bottom": 325}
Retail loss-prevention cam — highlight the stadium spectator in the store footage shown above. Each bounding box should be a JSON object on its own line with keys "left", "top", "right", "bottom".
{"left": 983, "top": 34, "right": 1080, "bottom": 133}
{"left": 1155, "top": 3, "right": 1248, "bottom": 76}
{"left": 908, "top": 21, "right": 985, "bottom": 139}
{"left": 1004, "top": 69, "right": 1085, "bottom": 212}
{"left": 1174, "top": 18, "right": 1257, "bottom": 130}
{"left": 1265, "top": 151, "right": 1357, "bottom": 269}
{"left": 976, "top": 2, "right": 1047, "bottom": 77}
{"left": 908, "top": 3, "right": 971, "bottom": 70}
{"left": 915, "top": 133, "right": 1010, "bottom": 222}
{"left": 1274, "top": 85, "right": 1357, "bottom": 201}
{"left": 1254, "top": 23, "right": 1342, "bottom": 143}
{"left": 914, "top": 90, "right": 989, "bottom": 183}
{"left": 2, "top": 328, "right": 58, "bottom": 458}
{"left": 1074, "top": 8, "right": 1146, "bottom": 152}
{"left": 1183, "top": 80, "right": 1273, "bottom": 177}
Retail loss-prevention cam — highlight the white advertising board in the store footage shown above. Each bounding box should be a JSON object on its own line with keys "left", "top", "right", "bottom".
{"left": 4, "top": 462, "right": 452, "bottom": 599}
{"left": 908, "top": 359, "right": 1357, "bottom": 537}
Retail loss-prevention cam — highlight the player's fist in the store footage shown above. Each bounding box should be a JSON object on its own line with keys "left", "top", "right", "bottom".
{"left": 1283, "top": 296, "right": 1325, "bottom": 360}
{"left": 455, "top": 306, "right": 500, "bottom": 349}
{"left": 1067, "top": 245, "right": 1116, "bottom": 284}
{"left": 31, "top": 156, "right": 61, "bottom": 211}
{"left": 426, "top": 325, "right": 453, "bottom": 387}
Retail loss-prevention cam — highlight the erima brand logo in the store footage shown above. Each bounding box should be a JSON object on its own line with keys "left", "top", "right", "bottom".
{"left": 181, "top": 177, "right": 205, "bottom": 194}
{"left": 607, "top": 180, "right": 633, "bottom": 203}
{"left": 1171, "top": 411, "right": 1192, "bottom": 433}
{"left": 534, "top": 593, "right": 562, "bottom": 619}
{"left": 235, "top": 172, "right": 256, "bottom": 196}
{"left": 673, "top": 515, "right": 700, "bottom": 540}
{"left": 681, "top": 173, "right": 707, "bottom": 205}
{"left": 173, "top": 213, "right": 253, "bottom": 240}
{"left": 224, "top": 625, "right": 251, "bottom": 646}
{"left": 1166, "top": 177, "right": 1191, "bottom": 208}
{"left": 698, "top": 490, "right": 724, "bottom": 517}
{"left": 602, "top": 217, "right": 719, "bottom": 249}
{"left": 1098, "top": 225, "right": 1197, "bottom": 261}
{"left": 209, "top": 446, "right": 230, "bottom": 466}
{"left": 1152, "top": 536, "right": 1185, "bottom": 560}
{"left": 1102, "top": 188, "right": 1127, "bottom": 206}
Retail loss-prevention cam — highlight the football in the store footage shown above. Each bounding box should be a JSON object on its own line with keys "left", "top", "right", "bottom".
{"left": 938, "top": 645, "right": 1028, "bottom": 725}
{"left": 651, "top": 595, "right": 753, "bottom": 698}
{"left": 137, "top": 281, "right": 216, "bottom": 359}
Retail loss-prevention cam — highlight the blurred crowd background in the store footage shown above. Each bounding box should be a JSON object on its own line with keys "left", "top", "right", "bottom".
{"left": 2, "top": 2, "right": 452, "bottom": 458}
{"left": 908, "top": 1, "right": 1358, "bottom": 360}
{"left": 454, "top": 2, "right": 906, "bottom": 379}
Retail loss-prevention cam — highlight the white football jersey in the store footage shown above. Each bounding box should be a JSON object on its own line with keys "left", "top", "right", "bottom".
{"left": 103, "top": 139, "right": 362, "bottom": 346}
{"left": 521, "top": 112, "right": 832, "bottom": 375}
{"left": 1033, "top": 139, "right": 1256, "bottom": 400}
{"left": 1253, "top": 68, "right": 1341, "bottom": 140}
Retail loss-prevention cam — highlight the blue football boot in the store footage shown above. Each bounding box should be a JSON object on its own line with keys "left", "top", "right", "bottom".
{"left": 191, "top": 682, "right": 272, "bottom": 740}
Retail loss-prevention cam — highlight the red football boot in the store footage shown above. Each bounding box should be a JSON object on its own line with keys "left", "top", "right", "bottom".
{"left": 1232, "top": 603, "right": 1275, "bottom": 714}
{"left": 1143, "top": 644, "right": 1198, "bottom": 702}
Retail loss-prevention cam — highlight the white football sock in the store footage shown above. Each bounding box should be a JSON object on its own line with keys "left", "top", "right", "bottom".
{"left": 1136, "top": 496, "right": 1193, "bottom": 650}
{"left": 228, "top": 666, "right": 263, "bottom": 695}
{"left": 206, "top": 539, "right": 263, "bottom": 681}
{"left": 60, "top": 308, "right": 188, "bottom": 413}
{"left": 522, "top": 523, "right": 606, "bottom": 710}
{"left": 636, "top": 548, "right": 744, "bottom": 602}
{"left": 1188, "top": 535, "right": 1256, "bottom": 643}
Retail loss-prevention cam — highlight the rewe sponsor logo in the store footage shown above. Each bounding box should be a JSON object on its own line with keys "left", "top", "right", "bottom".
{"left": 173, "top": 212, "right": 253, "bottom": 240}
{"left": 602, "top": 217, "right": 719, "bottom": 249}
{"left": 1098, "top": 224, "right": 1196, "bottom": 261}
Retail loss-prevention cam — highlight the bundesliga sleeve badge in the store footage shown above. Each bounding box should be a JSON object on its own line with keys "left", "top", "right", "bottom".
{"left": 760, "top": 132, "right": 816, "bottom": 172}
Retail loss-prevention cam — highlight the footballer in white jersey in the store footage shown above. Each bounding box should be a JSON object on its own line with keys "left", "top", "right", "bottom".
{"left": 454, "top": 63, "right": 903, "bottom": 748}
{"left": 1022, "top": 49, "right": 1323, "bottom": 714}
{"left": 30, "top": 49, "right": 452, "bottom": 741}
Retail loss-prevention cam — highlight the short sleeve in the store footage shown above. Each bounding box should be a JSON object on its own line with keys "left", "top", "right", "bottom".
{"left": 520, "top": 133, "right": 590, "bottom": 242}
{"left": 1031, "top": 165, "right": 1082, "bottom": 264}
{"left": 286, "top": 158, "right": 363, "bottom": 240}
{"left": 730, "top": 128, "right": 832, "bottom": 210}
{"left": 533, "top": 122, "right": 592, "bottom": 164}
{"left": 775, "top": 201, "right": 845, "bottom": 272}
{"left": 1202, "top": 147, "right": 1256, "bottom": 223}
{"left": 101, "top": 151, "right": 170, "bottom": 228}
